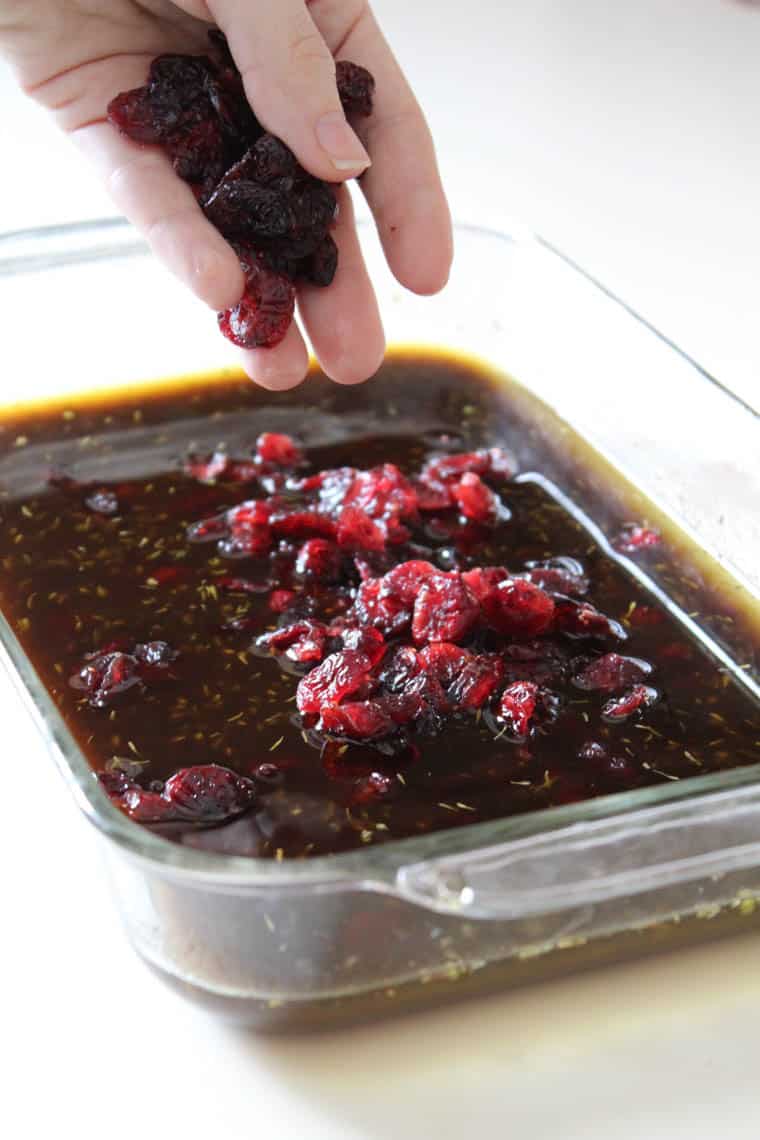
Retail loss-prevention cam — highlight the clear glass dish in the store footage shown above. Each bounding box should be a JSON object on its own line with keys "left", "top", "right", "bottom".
{"left": 0, "top": 216, "right": 758, "bottom": 1031}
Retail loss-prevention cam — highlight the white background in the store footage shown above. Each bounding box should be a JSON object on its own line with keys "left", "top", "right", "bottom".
{"left": 2, "top": 1, "right": 759, "bottom": 1137}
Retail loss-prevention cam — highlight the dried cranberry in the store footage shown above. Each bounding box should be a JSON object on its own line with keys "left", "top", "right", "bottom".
{"left": 340, "top": 626, "right": 386, "bottom": 666}
{"left": 252, "top": 761, "right": 284, "bottom": 787}
{"left": 413, "top": 477, "right": 451, "bottom": 511}
{"left": 450, "top": 472, "right": 503, "bottom": 524}
{"left": 296, "top": 649, "right": 373, "bottom": 714}
{"left": 218, "top": 267, "right": 295, "bottom": 349}
{"left": 70, "top": 651, "right": 141, "bottom": 708}
{"left": 615, "top": 525, "right": 662, "bottom": 553}
{"left": 271, "top": 509, "right": 337, "bottom": 539}
{"left": 378, "top": 645, "right": 420, "bottom": 691}
{"left": 295, "top": 538, "right": 342, "bottom": 581}
{"left": 572, "top": 652, "right": 653, "bottom": 693}
{"left": 337, "top": 505, "right": 386, "bottom": 553}
{"left": 269, "top": 588, "right": 297, "bottom": 612}
{"left": 351, "top": 577, "right": 412, "bottom": 637}
{"left": 134, "top": 640, "right": 176, "bottom": 668}
{"left": 319, "top": 700, "right": 394, "bottom": 740}
{"left": 254, "top": 621, "right": 328, "bottom": 664}
{"left": 161, "top": 764, "right": 257, "bottom": 823}
{"left": 335, "top": 61, "right": 376, "bottom": 117}
{"left": 412, "top": 572, "right": 479, "bottom": 645}
{"left": 417, "top": 643, "right": 472, "bottom": 687}
{"left": 448, "top": 654, "right": 504, "bottom": 709}
{"left": 498, "top": 681, "right": 538, "bottom": 740}
{"left": 461, "top": 565, "right": 509, "bottom": 605}
{"left": 553, "top": 598, "right": 627, "bottom": 642}
{"left": 342, "top": 464, "right": 419, "bottom": 525}
{"left": 380, "top": 560, "right": 437, "bottom": 606}
{"left": 602, "top": 684, "right": 658, "bottom": 721}
{"left": 483, "top": 578, "right": 555, "bottom": 637}
{"left": 523, "top": 557, "right": 589, "bottom": 597}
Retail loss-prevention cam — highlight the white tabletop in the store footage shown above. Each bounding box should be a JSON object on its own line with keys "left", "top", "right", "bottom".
{"left": 2, "top": 1, "right": 759, "bottom": 1137}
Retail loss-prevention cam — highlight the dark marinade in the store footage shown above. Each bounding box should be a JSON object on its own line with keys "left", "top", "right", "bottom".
{"left": 0, "top": 349, "right": 757, "bottom": 858}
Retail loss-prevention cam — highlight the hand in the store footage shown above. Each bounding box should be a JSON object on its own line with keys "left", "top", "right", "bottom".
{"left": 0, "top": 1, "right": 452, "bottom": 389}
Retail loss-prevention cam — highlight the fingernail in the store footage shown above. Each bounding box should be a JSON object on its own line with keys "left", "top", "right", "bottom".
{"left": 316, "top": 111, "right": 371, "bottom": 172}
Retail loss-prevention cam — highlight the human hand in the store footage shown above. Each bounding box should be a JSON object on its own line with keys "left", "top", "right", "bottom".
{"left": 0, "top": 1, "right": 452, "bottom": 389}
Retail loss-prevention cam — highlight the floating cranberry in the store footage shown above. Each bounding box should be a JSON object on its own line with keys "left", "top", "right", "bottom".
{"left": 340, "top": 626, "right": 386, "bottom": 666}
{"left": 523, "top": 557, "right": 589, "bottom": 597}
{"left": 615, "top": 525, "right": 662, "bottom": 554}
{"left": 70, "top": 651, "right": 141, "bottom": 708}
{"left": 413, "top": 477, "right": 451, "bottom": 511}
{"left": 553, "top": 598, "right": 627, "bottom": 641}
{"left": 602, "top": 684, "right": 658, "bottom": 721}
{"left": 572, "top": 652, "right": 653, "bottom": 693}
{"left": 296, "top": 649, "right": 373, "bottom": 714}
{"left": 412, "top": 572, "right": 479, "bottom": 645}
{"left": 337, "top": 505, "right": 386, "bottom": 553}
{"left": 380, "top": 560, "right": 437, "bottom": 606}
{"left": 483, "top": 578, "right": 555, "bottom": 637}
{"left": 134, "top": 640, "right": 176, "bottom": 668}
{"left": 271, "top": 509, "right": 337, "bottom": 539}
{"left": 255, "top": 620, "right": 328, "bottom": 664}
{"left": 448, "top": 654, "right": 504, "bottom": 709}
{"left": 460, "top": 565, "right": 509, "bottom": 605}
{"left": 319, "top": 700, "right": 395, "bottom": 740}
{"left": 252, "top": 761, "right": 284, "bottom": 787}
{"left": 294, "top": 538, "right": 342, "bottom": 580}
{"left": 418, "top": 643, "right": 473, "bottom": 687}
{"left": 269, "top": 588, "right": 297, "bottom": 612}
{"left": 450, "top": 471, "right": 505, "bottom": 525}
{"left": 255, "top": 432, "right": 302, "bottom": 466}
{"left": 162, "top": 764, "right": 257, "bottom": 822}
{"left": 498, "top": 680, "right": 539, "bottom": 740}
{"left": 628, "top": 604, "right": 666, "bottom": 628}
{"left": 352, "top": 577, "right": 412, "bottom": 637}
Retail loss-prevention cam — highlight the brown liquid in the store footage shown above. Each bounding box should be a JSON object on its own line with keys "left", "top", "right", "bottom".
{"left": 0, "top": 349, "right": 757, "bottom": 858}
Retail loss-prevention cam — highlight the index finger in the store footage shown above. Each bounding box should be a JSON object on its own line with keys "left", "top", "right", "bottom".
{"left": 309, "top": 1, "right": 453, "bottom": 296}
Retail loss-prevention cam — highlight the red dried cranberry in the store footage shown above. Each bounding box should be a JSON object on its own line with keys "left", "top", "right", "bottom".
{"left": 523, "top": 557, "right": 589, "bottom": 597}
{"left": 337, "top": 505, "right": 386, "bottom": 552}
{"left": 628, "top": 604, "right": 666, "bottom": 628}
{"left": 461, "top": 565, "right": 509, "bottom": 605}
{"left": 255, "top": 621, "right": 328, "bottom": 664}
{"left": 351, "top": 577, "right": 412, "bottom": 637}
{"left": 602, "top": 684, "right": 658, "bottom": 721}
{"left": 553, "top": 598, "right": 627, "bottom": 642}
{"left": 483, "top": 578, "right": 555, "bottom": 637}
{"left": 417, "top": 643, "right": 472, "bottom": 687}
{"left": 218, "top": 258, "right": 295, "bottom": 348}
{"left": 336, "top": 60, "right": 376, "bottom": 117}
{"left": 294, "top": 538, "right": 342, "bottom": 580}
{"left": 296, "top": 649, "right": 373, "bottom": 713}
{"left": 498, "top": 681, "right": 538, "bottom": 740}
{"left": 340, "top": 626, "right": 386, "bottom": 666}
{"left": 256, "top": 432, "right": 302, "bottom": 466}
{"left": 271, "top": 509, "right": 337, "bottom": 539}
{"left": 412, "top": 572, "right": 479, "bottom": 645}
{"left": 572, "top": 652, "right": 653, "bottom": 693}
{"left": 162, "top": 764, "right": 257, "bottom": 823}
{"left": 342, "top": 464, "right": 419, "bottom": 525}
{"left": 450, "top": 472, "right": 503, "bottom": 524}
{"left": 615, "top": 525, "right": 662, "bottom": 553}
{"left": 318, "top": 700, "right": 394, "bottom": 740}
{"left": 380, "top": 560, "right": 437, "bottom": 606}
{"left": 301, "top": 234, "right": 339, "bottom": 287}
{"left": 269, "top": 588, "right": 297, "bottom": 612}
{"left": 413, "top": 477, "right": 451, "bottom": 511}
{"left": 448, "top": 654, "right": 504, "bottom": 709}
{"left": 70, "top": 651, "right": 141, "bottom": 708}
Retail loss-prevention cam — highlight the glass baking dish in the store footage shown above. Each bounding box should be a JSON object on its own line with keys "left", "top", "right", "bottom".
{"left": 0, "top": 216, "right": 758, "bottom": 1031}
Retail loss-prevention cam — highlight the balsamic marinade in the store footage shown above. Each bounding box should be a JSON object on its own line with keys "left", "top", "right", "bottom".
{"left": 0, "top": 350, "right": 757, "bottom": 858}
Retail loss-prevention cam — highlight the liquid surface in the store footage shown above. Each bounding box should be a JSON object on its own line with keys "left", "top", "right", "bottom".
{"left": 0, "top": 351, "right": 757, "bottom": 858}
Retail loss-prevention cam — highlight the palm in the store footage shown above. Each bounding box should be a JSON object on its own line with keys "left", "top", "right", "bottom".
{"left": 1, "top": 0, "right": 452, "bottom": 390}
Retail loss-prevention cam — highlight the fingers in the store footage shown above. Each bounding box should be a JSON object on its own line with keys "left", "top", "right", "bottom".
{"left": 208, "top": 0, "right": 370, "bottom": 181}
{"left": 309, "top": 1, "right": 453, "bottom": 295}
{"left": 238, "top": 318, "right": 310, "bottom": 391}
{"left": 297, "top": 185, "right": 384, "bottom": 384}
{"left": 73, "top": 121, "right": 244, "bottom": 311}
